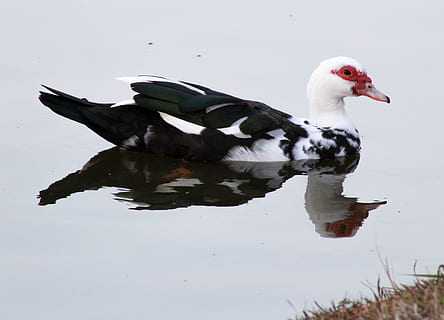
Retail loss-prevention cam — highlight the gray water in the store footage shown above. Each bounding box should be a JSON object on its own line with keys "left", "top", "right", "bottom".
{"left": 1, "top": 0, "right": 444, "bottom": 319}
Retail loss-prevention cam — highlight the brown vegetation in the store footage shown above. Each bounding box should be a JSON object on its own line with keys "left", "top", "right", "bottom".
{"left": 295, "top": 265, "right": 444, "bottom": 320}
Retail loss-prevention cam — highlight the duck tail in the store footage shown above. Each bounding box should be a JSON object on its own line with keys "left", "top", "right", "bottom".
{"left": 39, "top": 85, "right": 113, "bottom": 124}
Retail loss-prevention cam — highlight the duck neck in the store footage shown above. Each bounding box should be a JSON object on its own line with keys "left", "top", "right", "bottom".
{"left": 308, "top": 96, "right": 356, "bottom": 131}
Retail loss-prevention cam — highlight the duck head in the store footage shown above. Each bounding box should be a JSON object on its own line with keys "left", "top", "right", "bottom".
{"left": 307, "top": 56, "right": 390, "bottom": 128}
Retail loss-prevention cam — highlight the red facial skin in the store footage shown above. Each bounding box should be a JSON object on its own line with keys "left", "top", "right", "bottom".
{"left": 331, "top": 65, "right": 372, "bottom": 95}
{"left": 331, "top": 65, "right": 390, "bottom": 103}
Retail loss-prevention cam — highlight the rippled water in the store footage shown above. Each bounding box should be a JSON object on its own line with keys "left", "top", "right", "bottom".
{"left": 1, "top": 0, "right": 444, "bottom": 319}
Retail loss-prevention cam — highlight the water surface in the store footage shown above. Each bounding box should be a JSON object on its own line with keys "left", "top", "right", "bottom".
{"left": 1, "top": 0, "right": 444, "bottom": 319}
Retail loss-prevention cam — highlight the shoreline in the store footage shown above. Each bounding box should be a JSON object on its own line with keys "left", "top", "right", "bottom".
{"left": 295, "top": 265, "right": 444, "bottom": 320}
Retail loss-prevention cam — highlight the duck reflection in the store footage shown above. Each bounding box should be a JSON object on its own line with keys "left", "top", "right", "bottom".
{"left": 305, "top": 173, "right": 386, "bottom": 238}
{"left": 38, "top": 148, "right": 386, "bottom": 238}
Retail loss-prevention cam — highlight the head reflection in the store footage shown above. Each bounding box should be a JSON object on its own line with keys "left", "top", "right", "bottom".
{"left": 38, "top": 148, "right": 386, "bottom": 238}
{"left": 305, "top": 174, "right": 386, "bottom": 238}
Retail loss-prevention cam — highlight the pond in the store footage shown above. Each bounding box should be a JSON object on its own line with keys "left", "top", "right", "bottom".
{"left": 1, "top": 0, "right": 443, "bottom": 319}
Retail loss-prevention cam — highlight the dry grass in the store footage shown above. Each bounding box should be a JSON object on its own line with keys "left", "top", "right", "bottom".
{"left": 295, "top": 264, "right": 444, "bottom": 320}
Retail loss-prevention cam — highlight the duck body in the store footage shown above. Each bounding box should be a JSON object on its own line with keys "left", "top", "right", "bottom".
{"left": 39, "top": 57, "right": 389, "bottom": 162}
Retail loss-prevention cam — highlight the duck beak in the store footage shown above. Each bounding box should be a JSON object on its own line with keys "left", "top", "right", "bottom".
{"left": 354, "top": 82, "right": 390, "bottom": 103}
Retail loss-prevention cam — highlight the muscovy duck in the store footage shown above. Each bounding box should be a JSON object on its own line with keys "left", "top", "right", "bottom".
{"left": 39, "top": 56, "right": 389, "bottom": 161}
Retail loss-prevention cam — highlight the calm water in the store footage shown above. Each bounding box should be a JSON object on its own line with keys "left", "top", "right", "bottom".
{"left": 1, "top": 0, "right": 444, "bottom": 319}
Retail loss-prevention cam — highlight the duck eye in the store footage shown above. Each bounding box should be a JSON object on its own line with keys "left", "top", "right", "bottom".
{"left": 343, "top": 69, "right": 352, "bottom": 76}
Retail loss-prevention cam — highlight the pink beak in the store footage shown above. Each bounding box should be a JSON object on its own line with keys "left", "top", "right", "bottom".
{"left": 354, "top": 82, "right": 390, "bottom": 103}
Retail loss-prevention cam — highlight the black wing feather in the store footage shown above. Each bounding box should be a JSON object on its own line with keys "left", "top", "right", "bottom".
{"left": 131, "top": 82, "right": 192, "bottom": 103}
{"left": 239, "top": 113, "right": 281, "bottom": 134}
{"left": 182, "top": 81, "right": 233, "bottom": 96}
{"left": 202, "top": 104, "right": 250, "bottom": 128}
{"left": 133, "top": 94, "right": 181, "bottom": 114}
{"left": 179, "top": 95, "right": 243, "bottom": 112}
{"left": 129, "top": 79, "right": 293, "bottom": 135}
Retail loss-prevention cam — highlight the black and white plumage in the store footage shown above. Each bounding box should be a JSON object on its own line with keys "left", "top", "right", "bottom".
{"left": 39, "top": 57, "right": 390, "bottom": 162}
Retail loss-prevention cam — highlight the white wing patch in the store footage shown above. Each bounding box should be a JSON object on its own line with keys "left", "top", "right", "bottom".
{"left": 206, "top": 103, "right": 233, "bottom": 113}
{"left": 218, "top": 117, "right": 251, "bottom": 138}
{"left": 117, "top": 75, "right": 206, "bottom": 95}
{"left": 159, "top": 112, "right": 205, "bottom": 134}
{"left": 110, "top": 98, "right": 136, "bottom": 108}
{"left": 160, "top": 112, "right": 252, "bottom": 139}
